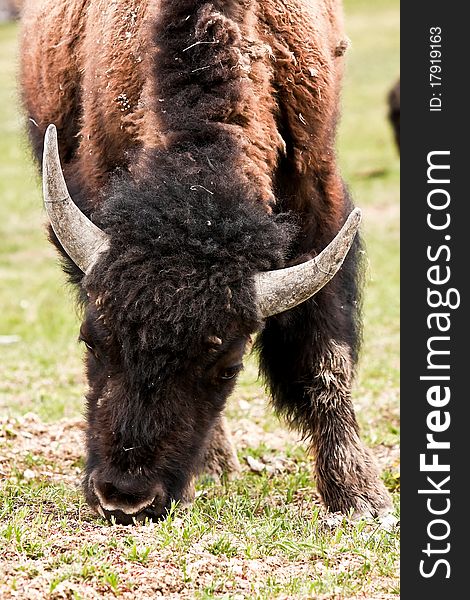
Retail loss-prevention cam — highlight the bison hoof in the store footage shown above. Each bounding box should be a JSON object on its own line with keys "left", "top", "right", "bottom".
{"left": 350, "top": 502, "right": 395, "bottom": 522}
{"left": 319, "top": 473, "right": 394, "bottom": 522}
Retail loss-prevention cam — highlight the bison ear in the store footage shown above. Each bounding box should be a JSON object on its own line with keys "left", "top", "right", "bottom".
{"left": 254, "top": 208, "right": 362, "bottom": 318}
{"left": 42, "top": 124, "right": 110, "bottom": 273}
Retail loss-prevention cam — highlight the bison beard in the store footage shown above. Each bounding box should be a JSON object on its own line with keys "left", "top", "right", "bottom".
{"left": 20, "top": 0, "right": 393, "bottom": 523}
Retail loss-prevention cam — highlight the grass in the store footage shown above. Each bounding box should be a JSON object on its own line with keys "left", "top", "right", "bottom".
{"left": 0, "top": 464, "right": 399, "bottom": 598}
{"left": 0, "top": 1, "right": 399, "bottom": 597}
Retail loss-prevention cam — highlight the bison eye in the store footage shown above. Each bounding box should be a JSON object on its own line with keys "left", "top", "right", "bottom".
{"left": 80, "top": 338, "right": 95, "bottom": 353}
{"left": 220, "top": 364, "right": 243, "bottom": 380}
{"left": 78, "top": 333, "right": 96, "bottom": 354}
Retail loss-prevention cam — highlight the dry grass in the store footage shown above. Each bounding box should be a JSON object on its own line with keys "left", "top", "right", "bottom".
{"left": 0, "top": 406, "right": 399, "bottom": 600}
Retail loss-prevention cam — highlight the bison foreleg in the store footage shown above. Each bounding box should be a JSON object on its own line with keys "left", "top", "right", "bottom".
{"left": 181, "top": 416, "right": 239, "bottom": 506}
{"left": 258, "top": 316, "right": 393, "bottom": 519}
{"left": 305, "top": 341, "right": 393, "bottom": 518}
{"left": 201, "top": 415, "right": 241, "bottom": 481}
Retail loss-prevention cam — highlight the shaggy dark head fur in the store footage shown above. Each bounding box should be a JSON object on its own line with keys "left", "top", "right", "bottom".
{"left": 79, "top": 152, "right": 293, "bottom": 523}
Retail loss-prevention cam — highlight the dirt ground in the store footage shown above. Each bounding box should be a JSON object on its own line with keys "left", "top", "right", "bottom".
{"left": 0, "top": 410, "right": 399, "bottom": 502}
{"left": 0, "top": 408, "right": 399, "bottom": 600}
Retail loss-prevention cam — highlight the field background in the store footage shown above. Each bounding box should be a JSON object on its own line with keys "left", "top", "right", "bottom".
{"left": 0, "top": 1, "right": 400, "bottom": 598}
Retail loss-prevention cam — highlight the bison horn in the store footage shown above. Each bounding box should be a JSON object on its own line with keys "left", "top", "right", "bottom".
{"left": 254, "top": 208, "right": 362, "bottom": 318}
{"left": 42, "top": 124, "right": 110, "bottom": 273}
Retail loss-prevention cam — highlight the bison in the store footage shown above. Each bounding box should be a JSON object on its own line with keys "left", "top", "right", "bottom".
{"left": 388, "top": 78, "right": 400, "bottom": 153}
{"left": 0, "top": 0, "right": 22, "bottom": 22}
{"left": 19, "top": 0, "right": 392, "bottom": 524}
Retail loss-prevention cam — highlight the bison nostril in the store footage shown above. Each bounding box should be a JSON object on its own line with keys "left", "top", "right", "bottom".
{"left": 100, "top": 480, "right": 130, "bottom": 503}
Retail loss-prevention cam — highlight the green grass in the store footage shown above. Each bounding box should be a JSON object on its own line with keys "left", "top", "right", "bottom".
{"left": 0, "top": 23, "right": 84, "bottom": 421}
{"left": 0, "top": 466, "right": 399, "bottom": 598}
{"left": 0, "top": 1, "right": 399, "bottom": 597}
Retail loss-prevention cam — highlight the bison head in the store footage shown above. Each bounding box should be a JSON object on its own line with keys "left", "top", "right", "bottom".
{"left": 42, "top": 125, "right": 360, "bottom": 524}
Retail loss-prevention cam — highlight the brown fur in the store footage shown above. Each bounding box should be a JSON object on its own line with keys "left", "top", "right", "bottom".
{"left": 21, "top": 0, "right": 345, "bottom": 221}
